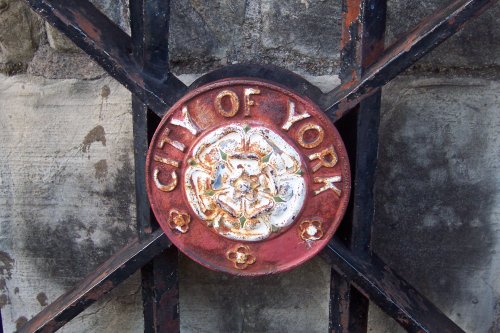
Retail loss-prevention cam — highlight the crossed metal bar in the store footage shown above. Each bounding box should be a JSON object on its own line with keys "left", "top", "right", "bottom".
{"left": 17, "top": 0, "right": 497, "bottom": 332}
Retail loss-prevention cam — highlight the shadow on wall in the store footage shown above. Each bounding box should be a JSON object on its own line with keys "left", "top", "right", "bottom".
{"left": 373, "top": 76, "right": 499, "bottom": 332}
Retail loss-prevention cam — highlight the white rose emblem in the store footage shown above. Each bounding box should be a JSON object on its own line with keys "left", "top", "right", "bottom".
{"left": 184, "top": 124, "right": 306, "bottom": 241}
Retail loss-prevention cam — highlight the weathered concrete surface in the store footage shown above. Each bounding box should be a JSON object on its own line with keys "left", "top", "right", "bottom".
{"left": 370, "top": 73, "right": 500, "bottom": 333}
{"left": 179, "top": 255, "right": 330, "bottom": 333}
{"left": 0, "top": 74, "right": 142, "bottom": 332}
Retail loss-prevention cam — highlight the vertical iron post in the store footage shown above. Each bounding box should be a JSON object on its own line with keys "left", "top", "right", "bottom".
{"left": 130, "top": 1, "right": 180, "bottom": 332}
{"left": 330, "top": 1, "right": 386, "bottom": 332}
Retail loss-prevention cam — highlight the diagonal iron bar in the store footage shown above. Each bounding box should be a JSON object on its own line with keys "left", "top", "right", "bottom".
{"left": 321, "top": 238, "right": 465, "bottom": 333}
{"left": 23, "top": 0, "right": 187, "bottom": 117}
{"left": 320, "top": 0, "right": 498, "bottom": 122}
{"left": 16, "top": 225, "right": 466, "bottom": 333}
{"left": 17, "top": 229, "right": 171, "bottom": 333}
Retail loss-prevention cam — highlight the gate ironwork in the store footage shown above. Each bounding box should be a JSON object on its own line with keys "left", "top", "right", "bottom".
{"left": 13, "top": 0, "right": 498, "bottom": 332}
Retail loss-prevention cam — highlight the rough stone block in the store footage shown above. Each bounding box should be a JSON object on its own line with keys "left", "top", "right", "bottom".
{"left": 0, "top": 0, "right": 44, "bottom": 75}
{"left": 88, "top": 0, "right": 130, "bottom": 34}
{"left": 170, "top": 0, "right": 222, "bottom": 73}
{"left": 45, "top": 22, "right": 81, "bottom": 53}
{"left": 28, "top": 45, "right": 105, "bottom": 80}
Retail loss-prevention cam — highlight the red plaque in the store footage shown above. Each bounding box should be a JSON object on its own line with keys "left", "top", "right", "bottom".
{"left": 146, "top": 79, "right": 351, "bottom": 276}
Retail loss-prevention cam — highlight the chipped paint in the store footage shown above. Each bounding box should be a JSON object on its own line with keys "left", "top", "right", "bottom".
{"left": 184, "top": 124, "right": 306, "bottom": 241}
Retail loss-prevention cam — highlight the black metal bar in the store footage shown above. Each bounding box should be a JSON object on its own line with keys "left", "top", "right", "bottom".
{"left": 330, "top": 1, "right": 386, "bottom": 332}
{"left": 130, "top": 1, "right": 181, "bottom": 332}
{"left": 136, "top": 113, "right": 180, "bottom": 333}
{"left": 141, "top": 0, "right": 171, "bottom": 80}
{"left": 351, "top": 95, "right": 382, "bottom": 255}
{"left": 17, "top": 229, "right": 171, "bottom": 333}
{"left": 329, "top": 2, "right": 364, "bottom": 330}
{"left": 147, "top": 247, "right": 180, "bottom": 332}
{"left": 348, "top": 0, "right": 386, "bottom": 277}
{"left": 329, "top": 270, "right": 351, "bottom": 332}
{"left": 132, "top": 98, "right": 152, "bottom": 238}
{"left": 23, "top": 0, "right": 187, "bottom": 117}
{"left": 321, "top": 239, "right": 466, "bottom": 333}
{"left": 320, "top": 0, "right": 498, "bottom": 122}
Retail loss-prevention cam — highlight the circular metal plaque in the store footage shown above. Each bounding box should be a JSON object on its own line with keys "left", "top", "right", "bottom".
{"left": 146, "top": 79, "right": 350, "bottom": 275}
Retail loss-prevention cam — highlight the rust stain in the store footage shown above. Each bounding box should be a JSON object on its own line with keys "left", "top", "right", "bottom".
{"left": 0, "top": 250, "right": 14, "bottom": 279}
{"left": 339, "top": 78, "right": 358, "bottom": 92}
{"left": 94, "top": 159, "right": 108, "bottom": 180}
{"left": 68, "top": 9, "right": 102, "bottom": 44}
{"left": 16, "top": 316, "right": 28, "bottom": 331}
{"left": 101, "top": 85, "right": 111, "bottom": 98}
{"left": 344, "top": 0, "right": 362, "bottom": 27}
{"left": 81, "top": 125, "right": 106, "bottom": 153}
{"left": 340, "top": 0, "right": 362, "bottom": 49}
{"left": 0, "top": 293, "right": 9, "bottom": 308}
{"left": 362, "top": 39, "right": 385, "bottom": 68}
{"left": 85, "top": 280, "right": 114, "bottom": 300}
{"left": 36, "top": 292, "right": 48, "bottom": 307}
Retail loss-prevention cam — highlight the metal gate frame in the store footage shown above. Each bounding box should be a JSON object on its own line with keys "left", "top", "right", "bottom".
{"left": 14, "top": 0, "right": 498, "bottom": 332}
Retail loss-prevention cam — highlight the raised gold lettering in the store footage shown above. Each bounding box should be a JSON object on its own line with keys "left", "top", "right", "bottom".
{"left": 282, "top": 100, "right": 310, "bottom": 131}
{"left": 313, "top": 176, "right": 342, "bottom": 196}
{"left": 157, "top": 128, "right": 186, "bottom": 152}
{"left": 243, "top": 88, "right": 260, "bottom": 117}
{"left": 308, "top": 146, "right": 338, "bottom": 172}
{"left": 153, "top": 169, "right": 178, "bottom": 192}
{"left": 215, "top": 90, "right": 239, "bottom": 117}
{"left": 154, "top": 155, "right": 180, "bottom": 168}
{"left": 296, "top": 123, "right": 324, "bottom": 149}
{"left": 170, "top": 105, "right": 200, "bottom": 136}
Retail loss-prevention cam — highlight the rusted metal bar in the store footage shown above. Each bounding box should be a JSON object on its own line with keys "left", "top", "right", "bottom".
{"left": 329, "top": 1, "right": 386, "bottom": 332}
{"left": 133, "top": 102, "right": 181, "bottom": 332}
{"left": 329, "top": 270, "right": 352, "bottom": 332}
{"left": 321, "top": 239, "right": 466, "bottom": 333}
{"left": 143, "top": 247, "right": 180, "bottom": 332}
{"left": 338, "top": 0, "right": 386, "bottom": 83}
{"left": 320, "top": 0, "right": 498, "bottom": 121}
{"left": 17, "top": 229, "right": 171, "bottom": 333}
{"left": 22, "top": 0, "right": 187, "bottom": 117}
{"left": 130, "top": 0, "right": 181, "bottom": 332}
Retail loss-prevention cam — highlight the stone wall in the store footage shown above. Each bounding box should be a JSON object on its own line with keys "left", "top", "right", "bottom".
{"left": 0, "top": 0, "right": 499, "bottom": 332}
